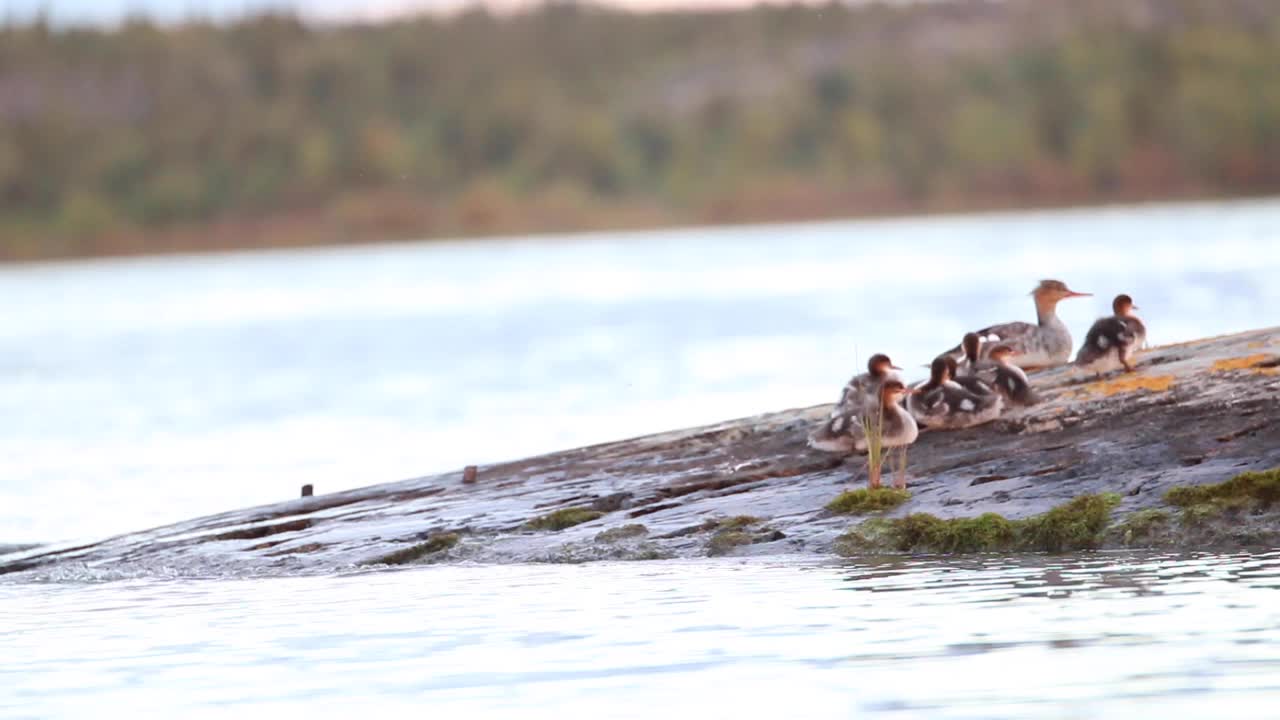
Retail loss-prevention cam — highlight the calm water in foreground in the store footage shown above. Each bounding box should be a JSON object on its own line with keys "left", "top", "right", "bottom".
{"left": 5, "top": 554, "right": 1280, "bottom": 718}
{"left": 3, "top": 199, "right": 1280, "bottom": 716}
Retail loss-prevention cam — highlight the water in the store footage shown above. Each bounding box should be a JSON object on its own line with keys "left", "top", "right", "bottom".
{"left": 4, "top": 553, "right": 1280, "bottom": 718}
{"left": 3, "top": 200, "right": 1280, "bottom": 716}
{"left": 4, "top": 199, "right": 1279, "bottom": 544}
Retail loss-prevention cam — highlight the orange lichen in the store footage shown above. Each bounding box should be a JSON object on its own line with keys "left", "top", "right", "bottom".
{"left": 1211, "top": 354, "right": 1277, "bottom": 372}
{"left": 1077, "top": 374, "right": 1176, "bottom": 397}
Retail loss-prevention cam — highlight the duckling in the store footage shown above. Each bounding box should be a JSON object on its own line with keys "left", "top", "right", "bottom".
{"left": 947, "top": 335, "right": 1000, "bottom": 396}
{"left": 808, "top": 380, "right": 918, "bottom": 455}
{"left": 908, "top": 357, "right": 1002, "bottom": 430}
{"left": 955, "top": 332, "right": 994, "bottom": 380}
{"left": 1075, "top": 294, "right": 1145, "bottom": 374}
{"left": 988, "top": 344, "right": 1039, "bottom": 407}
{"left": 940, "top": 279, "right": 1091, "bottom": 369}
{"left": 836, "top": 353, "right": 902, "bottom": 410}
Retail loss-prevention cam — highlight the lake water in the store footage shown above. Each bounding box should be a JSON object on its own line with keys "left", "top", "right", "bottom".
{"left": 3, "top": 199, "right": 1280, "bottom": 716}
{"left": 5, "top": 553, "right": 1280, "bottom": 718}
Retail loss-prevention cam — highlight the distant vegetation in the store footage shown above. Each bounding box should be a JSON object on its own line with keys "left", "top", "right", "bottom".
{"left": 3, "top": 0, "right": 1280, "bottom": 260}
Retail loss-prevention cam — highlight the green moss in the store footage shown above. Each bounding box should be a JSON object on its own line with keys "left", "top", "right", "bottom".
{"left": 718, "top": 515, "right": 763, "bottom": 530}
{"left": 595, "top": 524, "right": 649, "bottom": 543}
{"left": 826, "top": 488, "right": 911, "bottom": 515}
{"left": 527, "top": 507, "right": 606, "bottom": 531}
{"left": 834, "top": 493, "right": 1121, "bottom": 555}
{"left": 707, "top": 530, "right": 753, "bottom": 556}
{"left": 367, "top": 532, "right": 459, "bottom": 565}
{"left": 1165, "top": 468, "right": 1280, "bottom": 509}
{"left": 626, "top": 543, "right": 673, "bottom": 561}
{"left": 1016, "top": 493, "right": 1121, "bottom": 552}
{"left": 929, "top": 513, "right": 1019, "bottom": 553}
{"left": 1109, "top": 508, "right": 1172, "bottom": 546}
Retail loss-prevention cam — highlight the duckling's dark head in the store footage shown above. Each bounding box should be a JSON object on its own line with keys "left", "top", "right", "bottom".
{"left": 868, "top": 353, "right": 901, "bottom": 377}
{"left": 929, "top": 356, "right": 951, "bottom": 384}
{"left": 880, "top": 379, "right": 911, "bottom": 404}
{"left": 1113, "top": 294, "right": 1138, "bottom": 316}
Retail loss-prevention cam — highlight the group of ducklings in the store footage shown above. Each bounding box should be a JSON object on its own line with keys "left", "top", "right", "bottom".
{"left": 808, "top": 279, "right": 1148, "bottom": 461}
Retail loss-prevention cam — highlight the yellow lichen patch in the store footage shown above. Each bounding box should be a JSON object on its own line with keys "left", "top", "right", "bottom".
{"left": 1078, "top": 374, "right": 1176, "bottom": 397}
{"left": 1211, "top": 354, "right": 1276, "bottom": 372}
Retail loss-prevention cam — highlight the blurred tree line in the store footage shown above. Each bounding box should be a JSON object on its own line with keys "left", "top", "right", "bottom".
{"left": 2, "top": 0, "right": 1279, "bottom": 259}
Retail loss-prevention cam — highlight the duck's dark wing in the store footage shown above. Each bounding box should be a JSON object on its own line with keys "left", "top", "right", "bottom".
{"left": 953, "top": 375, "right": 995, "bottom": 396}
{"left": 939, "top": 321, "right": 1038, "bottom": 358}
{"left": 1121, "top": 316, "right": 1148, "bottom": 345}
{"left": 995, "top": 366, "right": 1038, "bottom": 406}
{"left": 1075, "top": 317, "right": 1137, "bottom": 364}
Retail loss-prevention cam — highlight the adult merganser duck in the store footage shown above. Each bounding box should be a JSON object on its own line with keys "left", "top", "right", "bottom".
{"left": 941, "top": 279, "right": 1091, "bottom": 370}
{"left": 808, "top": 380, "right": 918, "bottom": 455}
{"left": 1075, "top": 294, "right": 1146, "bottom": 374}
{"left": 909, "top": 356, "right": 1002, "bottom": 429}
{"left": 988, "top": 344, "right": 1038, "bottom": 406}
{"left": 836, "top": 353, "right": 902, "bottom": 410}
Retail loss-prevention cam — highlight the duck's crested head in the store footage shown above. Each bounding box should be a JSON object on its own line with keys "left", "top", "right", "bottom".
{"left": 1031, "top": 279, "right": 1091, "bottom": 302}
{"left": 929, "top": 356, "right": 952, "bottom": 383}
{"left": 962, "top": 332, "right": 982, "bottom": 361}
{"left": 867, "top": 353, "right": 901, "bottom": 377}
{"left": 880, "top": 379, "right": 911, "bottom": 403}
{"left": 988, "top": 344, "right": 1018, "bottom": 363}
{"left": 1113, "top": 293, "right": 1138, "bottom": 316}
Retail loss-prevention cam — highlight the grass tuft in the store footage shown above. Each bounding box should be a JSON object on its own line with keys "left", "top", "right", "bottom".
{"left": 718, "top": 515, "right": 763, "bottom": 530}
{"left": 367, "top": 532, "right": 459, "bottom": 565}
{"left": 527, "top": 507, "right": 605, "bottom": 531}
{"left": 826, "top": 487, "right": 911, "bottom": 515}
{"left": 595, "top": 524, "right": 649, "bottom": 543}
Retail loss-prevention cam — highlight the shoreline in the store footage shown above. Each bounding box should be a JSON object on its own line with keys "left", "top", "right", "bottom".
{"left": 5, "top": 191, "right": 1277, "bottom": 266}
{"left": 2, "top": 326, "right": 1278, "bottom": 578}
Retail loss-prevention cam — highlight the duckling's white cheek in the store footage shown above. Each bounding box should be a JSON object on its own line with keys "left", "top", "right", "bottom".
{"left": 1097, "top": 336, "right": 1110, "bottom": 349}
{"left": 831, "top": 416, "right": 846, "bottom": 433}
{"left": 960, "top": 399, "right": 975, "bottom": 412}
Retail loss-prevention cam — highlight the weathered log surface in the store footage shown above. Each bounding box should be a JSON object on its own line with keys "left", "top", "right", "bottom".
{"left": 3, "top": 327, "right": 1278, "bottom": 577}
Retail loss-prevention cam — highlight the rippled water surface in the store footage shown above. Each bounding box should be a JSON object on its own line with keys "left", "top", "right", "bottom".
{"left": 5, "top": 553, "right": 1280, "bottom": 718}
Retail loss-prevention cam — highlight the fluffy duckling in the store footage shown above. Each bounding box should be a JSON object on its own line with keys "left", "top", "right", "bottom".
{"left": 809, "top": 380, "right": 918, "bottom": 454}
{"left": 909, "top": 357, "right": 1002, "bottom": 430}
{"left": 836, "top": 353, "right": 902, "bottom": 410}
{"left": 941, "top": 279, "right": 1091, "bottom": 369}
{"left": 955, "top": 332, "right": 993, "bottom": 380}
{"left": 988, "top": 344, "right": 1038, "bottom": 407}
{"left": 1075, "top": 294, "right": 1146, "bottom": 374}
